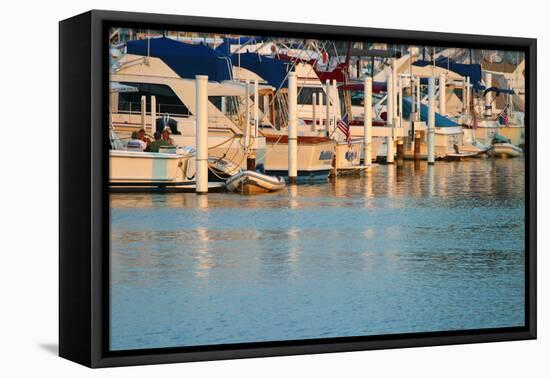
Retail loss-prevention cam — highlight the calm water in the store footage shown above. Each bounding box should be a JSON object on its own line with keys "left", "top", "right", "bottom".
{"left": 110, "top": 159, "right": 525, "bottom": 351}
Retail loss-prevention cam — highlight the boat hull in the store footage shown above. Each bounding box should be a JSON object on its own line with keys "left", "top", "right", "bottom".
{"left": 262, "top": 135, "right": 335, "bottom": 181}
{"left": 109, "top": 150, "right": 193, "bottom": 188}
{"left": 226, "top": 171, "right": 286, "bottom": 194}
{"left": 470, "top": 119, "right": 524, "bottom": 147}
{"left": 488, "top": 143, "right": 523, "bottom": 158}
{"left": 113, "top": 127, "right": 265, "bottom": 170}
{"left": 497, "top": 126, "right": 525, "bottom": 146}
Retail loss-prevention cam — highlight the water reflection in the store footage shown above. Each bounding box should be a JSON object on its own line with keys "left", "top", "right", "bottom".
{"left": 110, "top": 159, "right": 525, "bottom": 351}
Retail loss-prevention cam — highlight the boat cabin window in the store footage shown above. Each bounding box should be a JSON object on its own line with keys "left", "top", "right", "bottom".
{"left": 297, "top": 87, "right": 327, "bottom": 105}
{"left": 349, "top": 90, "right": 364, "bottom": 106}
{"left": 346, "top": 90, "right": 384, "bottom": 107}
{"left": 117, "top": 82, "right": 191, "bottom": 117}
{"left": 210, "top": 96, "right": 240, "bottom": 117}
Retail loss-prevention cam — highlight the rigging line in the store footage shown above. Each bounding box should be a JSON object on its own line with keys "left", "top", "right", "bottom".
{"left": 264, "top": 39, "right": 331, "bottom": 129}
{"left": 207, "top": 135, "right": 239, "bottom": 150}
{"left": 294, "top": 40, "right": 330, "bottom": 114}
{"left": 229, "top": 36, "right": 260, "bottom": 56}
{"left": 241, "top": 43, "right": 300, "bottom": 130}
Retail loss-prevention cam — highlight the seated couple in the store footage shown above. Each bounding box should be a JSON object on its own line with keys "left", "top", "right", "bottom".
{"left": 127, "top": 128, "right": 174, "bottom": 152}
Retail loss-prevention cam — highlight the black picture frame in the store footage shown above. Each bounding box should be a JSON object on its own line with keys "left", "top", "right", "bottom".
{"left": 59, "top": 9, "right": 537, "bottom": 368}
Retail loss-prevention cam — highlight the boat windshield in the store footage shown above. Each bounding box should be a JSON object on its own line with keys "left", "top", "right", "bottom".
{"left": 117, "top": 82, "right": 192, "bottom": 117}
{"left": 348, "top": 90, "right": 385, "bottom": 106}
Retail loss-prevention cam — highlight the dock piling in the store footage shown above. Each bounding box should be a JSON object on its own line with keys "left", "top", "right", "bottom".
{"left": 288, "top": 72, "right": 298, "bottom": 184}
{"left": 332, "top": 80, "right": 338, "bottom": 127}
{"left": 312, "top": 93, "right": 317, "bottom": 131}
{"left": 318, "top": 92, "right": 324, "bottom": 134}
{"left": 484, "top": 72, "right": 493, "bottom": 117}
{"left": 391, "top": 59, "right": 398, "bottom": 121}
{"left": 415, "top": 77, "right": 421, "bottom": 121}
{"left": 397, "top": 140, "right": 404, "bottom": 162}
{"left": 414, "top": 132, "right": 421, "bottom": 160}
{"left": 460, "top": 77, "right": 468, "bottom": 115}
{"left": 244, "top": 79, "right": 250, "bottom": 149}
{"left": 195, "top": 75, "right": 209, "bottom": 194}
{"left": 325, "top": 79, "right": 331, "bottom": 136}
{"left": 253, "top": 79, "right": 259, "bottom": 138}
{"left": 387, "top": 138, "right": 395, "bottom": 164}
{"left": 427, "top": 76, "right": 436, "bottom": 165}
{"left": 398, "top": 76, "right": 403, "bottom": 128}
{"left": 386, "top": 70, "right": 395, "bottom": 164}
{"left": 150, "top": 95, "right": 156, "bottom": 136}
{"left": 140, "top": 95, "right": 146, "bottom": 131}
{"left": 439, "top": 73, "right": 446, "bottom": 116}
{"left": 364, "top": 77, "right": 372, "bottom": 166}
{"left": 465, "top": 77, "right": 471, "bottom": 116}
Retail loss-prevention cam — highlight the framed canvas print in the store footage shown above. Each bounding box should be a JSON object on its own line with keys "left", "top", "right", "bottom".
{"left": 59, "top": 10, "right": 536, "bottom": 368}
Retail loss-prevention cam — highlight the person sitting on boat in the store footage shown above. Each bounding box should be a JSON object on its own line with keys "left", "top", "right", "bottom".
{"left": 138, "top": 128, "right": 152, "bottom": 148}
{"left": 162, "top": 127, "right": 174, "bottom": 146}
{"left": 127, "top": 131, "right": 147, "bottom": 151}
{"left": 147, "top": 131, "right": 170, "bottom": 153}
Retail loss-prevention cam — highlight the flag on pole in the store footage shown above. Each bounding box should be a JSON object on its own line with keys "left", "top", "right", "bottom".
{"left": 337, "top": 114, "right": 352, "bottom": 147}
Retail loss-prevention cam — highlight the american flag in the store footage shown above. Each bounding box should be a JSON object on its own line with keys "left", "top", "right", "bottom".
{"left": 337, "top": 114, "right": 352, "bottom": 147}
{"left": 498, "top": 104, "right": 510, "bottom": 126}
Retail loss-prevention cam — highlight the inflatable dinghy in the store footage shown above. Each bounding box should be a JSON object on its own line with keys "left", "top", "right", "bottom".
{"left": 225, "top": 171, "right": 286, "bottom": 194}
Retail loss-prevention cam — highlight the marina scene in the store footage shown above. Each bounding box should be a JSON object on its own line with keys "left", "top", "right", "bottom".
{"left": 108, "top": 28, "right": 526, "bottom": 351}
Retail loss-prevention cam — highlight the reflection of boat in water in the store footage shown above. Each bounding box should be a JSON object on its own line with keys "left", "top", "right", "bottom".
{"left": 225, "top": 170, "right": 286, "bottom": 194}
{"left": 488, "top": 143, "right": 522, "bottom": 158}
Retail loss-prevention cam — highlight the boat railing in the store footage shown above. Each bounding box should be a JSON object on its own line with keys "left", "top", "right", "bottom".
{"left": 118, "top": 101, "right": 192, "bottom": 118}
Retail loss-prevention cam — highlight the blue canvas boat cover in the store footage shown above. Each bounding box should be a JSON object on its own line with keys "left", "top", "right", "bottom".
{"left": 402, "top": 97, "right": 461, "bottom": 128}
{"left": 229, "top": 53, "right": 290, "bottom": 89}
{"left": 414, "top": 58, "right": 483, "bottom": 90}
{"left": 127, "top": 37, "right": 232, "bottom": 82}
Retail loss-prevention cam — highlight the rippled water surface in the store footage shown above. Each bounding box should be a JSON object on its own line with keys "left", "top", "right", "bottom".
{"left": 110, "top": 159, "right": 525, "bottom": 351}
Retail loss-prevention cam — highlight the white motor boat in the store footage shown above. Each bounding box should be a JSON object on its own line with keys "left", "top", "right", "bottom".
{"left": 262, "top": 133, "right": 335, "bottom": 180}
{"left": 109, "top": 148, "right": 195, "bottom": 190}
{"left": 225, "top": 170, "right": 286, "bottom": 194}
{"left": 488, "top": 143, "right": 523, "bottom": 158}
